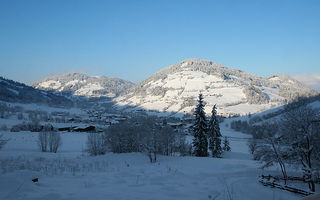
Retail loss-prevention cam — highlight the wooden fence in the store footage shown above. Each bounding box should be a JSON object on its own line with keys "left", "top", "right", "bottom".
{"left": 259, "top": 175, "right": 315, "bottom": 196}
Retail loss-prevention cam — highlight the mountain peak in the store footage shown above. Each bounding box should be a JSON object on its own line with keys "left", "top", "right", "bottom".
{"left": 177, "top": 58, "right": 220, "bottom": 68}
{"left": 180, "top": 58, "right": 211, "bottom": 64}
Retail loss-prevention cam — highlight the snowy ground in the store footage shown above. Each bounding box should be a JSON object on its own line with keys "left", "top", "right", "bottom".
{"left": 0, "top": 121, "right": 302, "bottom": 200}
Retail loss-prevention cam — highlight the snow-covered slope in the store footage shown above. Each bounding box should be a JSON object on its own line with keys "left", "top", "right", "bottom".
{"left": 233, "top": 94, "right": 320, "bottom": 127}
{"left": 34, "top": 73, "right": 134, "bottom": 98}
{"left": 115, "top": 58, "right": 317, "bottom": 117}
{"left": 293, "top": 74, "right": 320, "bottom": 92}
{"left": 0, "top": 76, "right": 73, "bottom": 107}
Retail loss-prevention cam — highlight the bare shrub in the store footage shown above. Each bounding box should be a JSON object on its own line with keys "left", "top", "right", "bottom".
{"left": 247, "top": 139, "right": 258, "bottom": 158}
{"left": 48, "top": 132, "right": 62, "bottom": 153}
{"left": 38, "top": 131, "right": 62, "bottom": 153}
{"left": 86, "top": 133, "right": 106, "bottom": 156}
{"left": 38, "top": 132, "right": 48, "bottom": 152}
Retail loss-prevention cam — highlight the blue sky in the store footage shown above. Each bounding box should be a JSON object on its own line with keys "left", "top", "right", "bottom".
{"left": 0, "top": 0, "right": 319, "bottom": 84}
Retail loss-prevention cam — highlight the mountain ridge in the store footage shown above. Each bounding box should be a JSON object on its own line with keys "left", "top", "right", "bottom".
{"left": 34, "top": 73, "right": 135, "bottom": 98}
{"left": 115, "top": 58, "right": 318, "bottom": 117}
{"left": 3, "top": 58, "right": 317, "bottom": 117}
{"left": 0, "top": 76, "right": 74, "bottom": 107}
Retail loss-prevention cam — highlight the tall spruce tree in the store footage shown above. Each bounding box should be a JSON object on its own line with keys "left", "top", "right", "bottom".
{"left": 208, "top": 105, "right": 222, "bottom": 158}
{"left": 192, "top": 93, "right": 208, "bottom": 157}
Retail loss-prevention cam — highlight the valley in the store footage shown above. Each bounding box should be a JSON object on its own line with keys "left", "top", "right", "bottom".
{"left": 0, "top": 58, "right": 319, "bottom": 200}
{"left": 2, "top": 1, "right": 320, "bottom": 199}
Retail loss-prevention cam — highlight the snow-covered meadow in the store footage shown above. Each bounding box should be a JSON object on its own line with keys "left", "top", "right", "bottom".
{"left": 0, "top": 122, "right": 301, "bottom": 200}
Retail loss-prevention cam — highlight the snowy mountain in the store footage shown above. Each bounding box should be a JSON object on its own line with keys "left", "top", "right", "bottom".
{"left": 0, "top": 76, "right": 73, "bottom": 107}
{"left": 34, "top": 73, "right": 134, "bottom": 98}
{"left": 115, "top": 58, "right": 317, "bottom": 117}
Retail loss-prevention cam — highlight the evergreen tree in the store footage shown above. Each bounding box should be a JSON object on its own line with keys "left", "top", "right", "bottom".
{"left": 192, "top": 93, "right": 208, "bottom": 157}
{"left": 208, "top": 105, "right": 222, "bottom": 157}
{"left": 223, "top": 136, "right": 231, "bottom": 152}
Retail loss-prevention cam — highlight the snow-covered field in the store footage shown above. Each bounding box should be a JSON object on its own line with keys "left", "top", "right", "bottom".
{"left": 0, "top": 122, "right": 301, "bottom": 200}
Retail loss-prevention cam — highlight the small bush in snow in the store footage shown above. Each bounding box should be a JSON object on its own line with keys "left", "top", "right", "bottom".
{"left": 38, "top": 131, "right": 48, "bottom": 152}
{"left": 86, "top": 133, "right": 107, "bottom": 156}
{"left": 48, "top": 132, "right": 62, "bottom": 153}
{"left": 38, "top": 131, "right": 62, "bottom": 153}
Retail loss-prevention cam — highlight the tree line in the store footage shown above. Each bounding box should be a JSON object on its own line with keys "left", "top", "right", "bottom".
{"left": 86, "top": 116, "right": 191, "bottom": 162}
